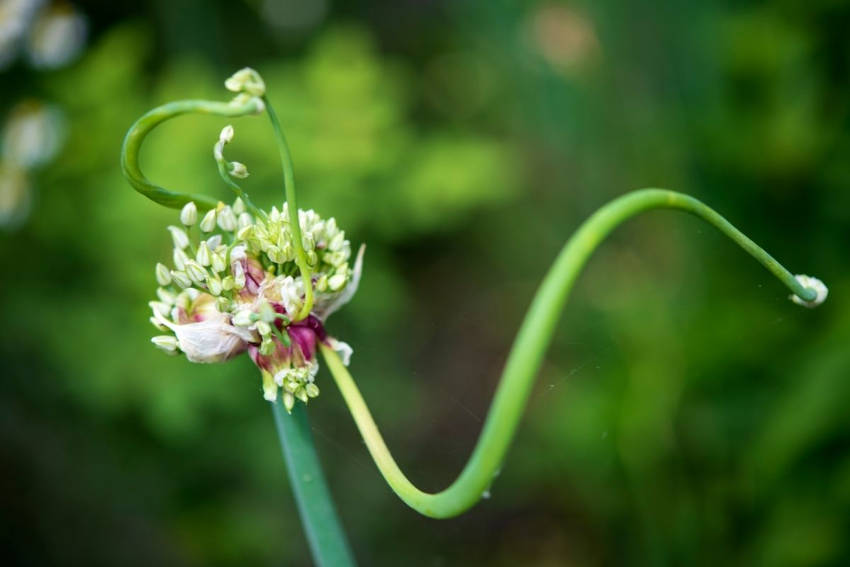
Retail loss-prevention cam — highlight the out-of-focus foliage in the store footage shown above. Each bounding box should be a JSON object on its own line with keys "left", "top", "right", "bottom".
{"left": 1, "top": 1, "right": 848, "bottom": 566}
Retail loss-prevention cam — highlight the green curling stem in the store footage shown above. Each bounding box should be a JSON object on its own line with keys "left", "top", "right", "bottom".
{"left": 320, "top": 188, "right": 821, "bottom": 519}
{"left": 262, "top": 95, "right": 315, "bottom": 321}
{"left": 121, "top": 97, "right": 265, "bottom": 210}
{"left": 273, "top": 399, "right": 356, "bottom": 567}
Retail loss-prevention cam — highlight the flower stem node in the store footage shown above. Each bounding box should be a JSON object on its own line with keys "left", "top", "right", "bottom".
{"left": 790, "top": 274, "right": 828, "bottom": 308}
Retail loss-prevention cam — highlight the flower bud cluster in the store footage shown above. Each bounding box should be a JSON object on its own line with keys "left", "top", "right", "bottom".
{"left": 149, "top": 197, "right": 362, "bottom": 409}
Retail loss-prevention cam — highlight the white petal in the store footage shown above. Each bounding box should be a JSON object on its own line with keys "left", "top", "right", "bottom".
{"left": 328, "top": 338, "right": 353, "bottom": 366}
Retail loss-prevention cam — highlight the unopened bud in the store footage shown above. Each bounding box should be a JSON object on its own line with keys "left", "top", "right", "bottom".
{"left": 305, "top": 383, "right": 320, "bottom": 398}
{"left": 155, "top": 262, "right": 172, "bottom": 286}
{"left": 148, "top": 301, "right": 170, "bottom": 317}
{"left": 173, "top": 248, "right": 189, "bottom": 271}
{"left": 229, "top": 161, "right": 249, "bottom": 178}
{"left": 262, "top": 370, "right": 277, "bottom": 401}
{"left": 151, "top": 335, "right": 179, "bottom": 352}
{"left": 232, "top": 197, "right": 245, "bottom": 215}
{"left": 157, "top": 287, "right": 177, "bottom": 305}
{"left": 328, "top": 273, "right": 346, "bottom": 291}
{"left": 219, "top": 125, "right": 234, "bottom": 144}
{"left": 237, "top": 212, "right": 253, "bottom": 229}
{"left": 196, "top": 242, "right": 211, "bottom": 266}
{"left": 232, "top": 310, "right": 254, "bottom": 327}
{"left": 185, "top": 260, "right": 208, "bottom": 285}
{"left": 207, "top": 276, "right": 223, "bottom": 296}
{"left": 217, "top": 206, "right": 237, "bottom": 231}
{"left": 233, "top": 264, "right": 246, "bottom": 289}
{"left": 790, "top": 274, "right": 828, "bottom": 308}
{"left": 200, "top": 209, "right": 217, "bottom": 232}
{"left": 295, "top": 388, "right": 308, "bottom": 403}
{"left": 283, "top": 391, "right": 295, "bottom": 413}
{"left": 180, "top": 202, "right": 198, "bottom": 226}
{"left": 224, "top": 67, "right": 266, "bottom": 96}
{"left": 171, "top": 270, "right": 192, "bottom": 289}
{"left": 168, "top": 225, "right": 190, "bottom": 249}
{"left": 211, "top": 252, "right": 226, "bottom": 273}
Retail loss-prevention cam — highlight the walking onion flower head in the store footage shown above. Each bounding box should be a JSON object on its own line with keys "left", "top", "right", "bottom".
{"left": 149, "top": 195, "right": 364, "bottom": 412}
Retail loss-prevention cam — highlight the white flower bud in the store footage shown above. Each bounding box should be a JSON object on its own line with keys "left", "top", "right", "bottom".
{"left": 167, "top": 225, "right": 190, "bottom": 249}
{"left": 207, "top": 276, "right": 223, "bottom": 296}
{"left": 155, "top": 262, "right": 172, "bottom": 286}
{"left": 211, "top": 252, "right": 226, "bottom": 274}
{"left": 236, "top": 225, "right": 253, "bottom": 241}
{"left": 148, "top": 301, "right": 171, "bottom": 317}
{"left": 790, "top": 275, "right": 828, "bottom": 308}
{"left": 171, "top": 270, "right": 192, "bottom": 289}
{"left": 329, "top": 231, "right": 345, "bottom": 252}
{"left": 229, "top": 161, "right": 249, "bottom": 178}
{"left": 200, "top": 209, "right": 217, "bottom": 233}
{"left": 328, "top": 273, "right": 346, "bottom": 291}
{"left": 305, "top": 383, "right": 320, "bottom": 398}
{"left": 196, "top": 242, "right": 211, "bottom": 266}
{"left": 256, "top": 320, "right": 272, "bottom": 336}
{"left": 237, "top": 212, "right": 253, "bottom": 229}
{"left": 157, "top": 287, "right": 177, "bottom": 305}
{"left": 233, "top": 263, "right": 246, "bottom": 289}
{"left": 151, "top": 335, "right": 179, "bottom": 352}
{"left": 206, "top": 234, "right": 223, "bottom": 249}
{"left": 232, "top": 197, "right": 245, "bottom": 215}
{"left": 295, "top": 388, "right": 308, "bottom": 403}
{"left": 283, "top": 391, "right": 295, "bottom": 413}
{"left": 185, "top": 260, "right": 208, "bottom": 285}
{"left": 262, "top": 370, "right": 277, "bottom": 401}
{"left": 217, "top": 205, "right": 237, "bottom": 231}
{"left": 180, "top": 202, "right": 198, "bottom": 226}
{"left": 232, "top": 310, "right": 255, "bottom": 327}
{"left": 224, "top": 67, "right": 266, "bottom": 96}
{"left": 173, "top": 247, "right": 189, "bottom": 271}
{"left": 221, "top": 275, "right": 235, "bottom": 291}
{"left": 219, "top": 125, "right": 234, "bottom": 144}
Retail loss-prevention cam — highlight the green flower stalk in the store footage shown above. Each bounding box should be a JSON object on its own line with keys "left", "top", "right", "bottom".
{"left": 123, "top": 67, "right": 827, "bottom": 565}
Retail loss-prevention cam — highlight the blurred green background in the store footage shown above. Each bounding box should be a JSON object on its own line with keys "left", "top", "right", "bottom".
{"left": 2, "top": 1, "right": 849, "bottom": 565}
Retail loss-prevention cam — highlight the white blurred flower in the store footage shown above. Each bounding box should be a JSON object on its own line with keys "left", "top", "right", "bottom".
{"left": 0, "top": 0, "right": 42, "bottom": 70}
{"left": 1, "top": 100, "right": 65, "bottom": 169}
{"left": 26, "top": 2, "right": 87, "bottom": 69}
